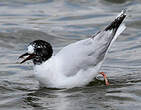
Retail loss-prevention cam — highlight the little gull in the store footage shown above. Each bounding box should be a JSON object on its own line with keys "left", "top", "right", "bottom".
{"left": 19, "top": 10, "right": 126, "bottom": 88}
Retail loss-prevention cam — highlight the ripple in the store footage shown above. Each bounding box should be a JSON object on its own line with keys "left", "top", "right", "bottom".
{"left": 0, "top": 0, "right": 141, "bottom": 110}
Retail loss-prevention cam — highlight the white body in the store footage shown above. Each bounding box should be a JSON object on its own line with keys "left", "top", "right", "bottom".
{"left": 33, "top": 11, "right": 126, "bottom": 88}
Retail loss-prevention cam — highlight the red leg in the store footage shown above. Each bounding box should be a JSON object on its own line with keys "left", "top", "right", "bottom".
{"left": 99, "top": 72, "right": 110, "bottom": 86}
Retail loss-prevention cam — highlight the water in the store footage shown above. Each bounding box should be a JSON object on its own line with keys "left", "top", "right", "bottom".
{"left": 0, "top": 0, "right": 141, "bottom": 110}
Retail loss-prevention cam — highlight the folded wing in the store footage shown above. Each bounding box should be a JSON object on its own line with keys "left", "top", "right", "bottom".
{"left": 56, "top": 10, "right": 126, "bottom": 77}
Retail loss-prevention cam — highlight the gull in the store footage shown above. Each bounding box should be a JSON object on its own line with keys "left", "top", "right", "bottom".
{"left": 19, "top": 10, "right": 126, "bottom": 88}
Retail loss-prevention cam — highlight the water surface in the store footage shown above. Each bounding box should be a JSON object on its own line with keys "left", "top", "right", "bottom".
{"left": 0, "top": 0, "right": 141, "bottom": 110}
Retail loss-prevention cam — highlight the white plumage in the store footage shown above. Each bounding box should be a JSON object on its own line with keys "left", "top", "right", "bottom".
{"left": 20, "top": 10, "right": 126, "bottom": 88}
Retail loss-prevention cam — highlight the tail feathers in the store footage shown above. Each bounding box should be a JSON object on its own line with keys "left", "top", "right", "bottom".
{"left": 108, "top": 23, "right": 126, "bottom": 49}
{"left": 105, "top": 10, "right": 126, "bottom": 32}
{"left": 114, "top": 23, "right": 126, "bottom": 38}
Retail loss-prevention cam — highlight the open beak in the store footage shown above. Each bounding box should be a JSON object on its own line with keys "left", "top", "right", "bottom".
{"left": 18, "top": 52, "right": 35, "bottom": 64}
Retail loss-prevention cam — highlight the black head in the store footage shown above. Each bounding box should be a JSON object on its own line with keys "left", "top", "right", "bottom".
{"left": 19, "top": 40, "right": 53, "bottom": 65}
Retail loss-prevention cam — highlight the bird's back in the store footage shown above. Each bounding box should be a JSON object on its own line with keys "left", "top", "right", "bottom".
{"left": 55, "top": 38, "right": 103, "bottom": 76}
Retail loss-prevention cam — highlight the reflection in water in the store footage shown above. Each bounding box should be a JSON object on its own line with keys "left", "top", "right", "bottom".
{"left": 23, "top": 73, "right": 141, "bottom": 110}
{"left": 24, "top": 87, "right": 108, "bottom": 110}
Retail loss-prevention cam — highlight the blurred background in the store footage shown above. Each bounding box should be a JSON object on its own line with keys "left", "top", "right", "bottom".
{"left": 0, "top": 0, "right": 141, "bottom": 110}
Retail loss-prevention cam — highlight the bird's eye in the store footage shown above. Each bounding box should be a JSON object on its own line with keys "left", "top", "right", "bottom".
{"left": 36, "top": 48, "right": 42, "bottom": 52}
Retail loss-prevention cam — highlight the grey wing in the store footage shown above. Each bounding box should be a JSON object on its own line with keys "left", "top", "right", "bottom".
{"left": 55, "top": 38, "right": 101, "bottom": 76}
{"left": 56, "top": 10, "right": 126, "bottom": 77}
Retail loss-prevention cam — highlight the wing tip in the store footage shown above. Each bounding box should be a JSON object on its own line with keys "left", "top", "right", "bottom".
{"left": 116, "top": 9, "right": 126, "bottom": 18}
{"left": 105, "top": 9, "right": 126, "bottom": 31}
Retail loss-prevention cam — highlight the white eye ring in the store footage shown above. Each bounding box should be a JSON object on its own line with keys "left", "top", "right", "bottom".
{"left": 28, "top": 45, "right": 34, "bottom": 54}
